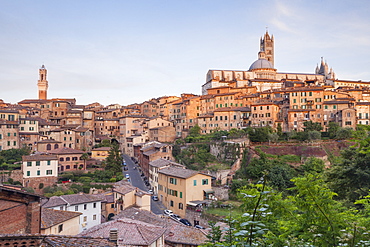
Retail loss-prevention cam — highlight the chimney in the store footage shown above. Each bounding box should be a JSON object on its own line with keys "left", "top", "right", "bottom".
{"left": 109, "top": 228, "right": 118, "bottom": 242}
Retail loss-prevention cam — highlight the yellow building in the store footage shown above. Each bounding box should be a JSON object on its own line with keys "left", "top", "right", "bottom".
{"left": 91, "top": 147, "right": 111, "bottom": 161}
{"left": 158, "top": 167, "right": 213, "bottom": 218}
{"left": 41, "top": 208, "right": 81, "bottom": 235}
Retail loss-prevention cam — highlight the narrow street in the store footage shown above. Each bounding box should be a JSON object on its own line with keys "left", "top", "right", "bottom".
{"left": 122, "top": 154, "right": 165, "bottom": 215}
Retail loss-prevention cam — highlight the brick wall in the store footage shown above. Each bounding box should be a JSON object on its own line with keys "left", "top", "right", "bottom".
{"left": 0, "top": 201, "right": 27, "bottom": 234}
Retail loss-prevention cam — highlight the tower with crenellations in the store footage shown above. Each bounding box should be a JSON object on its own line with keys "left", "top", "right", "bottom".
{"left": 37, "top": 65, "right": 48, "bottom": 100}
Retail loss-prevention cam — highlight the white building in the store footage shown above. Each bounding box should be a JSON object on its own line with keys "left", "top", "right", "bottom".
{"left": 42, "top": 193, "right": 102, "bottom": 233}
{"left": 22, "top": 153, "right": 59, "bottom": 192}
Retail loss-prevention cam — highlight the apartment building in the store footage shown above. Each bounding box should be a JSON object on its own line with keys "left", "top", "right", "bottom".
{"left": 49, "top": 147, "right": 86, "bottom": 172}
{"left": 22, "top": 153, "right": 58, "bottom": 193}
{"left": 158, "top": 166, "right": 213, "bottom": 218}
{"left": 149, "top": 158, "right": 185, "bottom": 194}
{"left": 42, "top": 193, "right": 102, "bottom": 233}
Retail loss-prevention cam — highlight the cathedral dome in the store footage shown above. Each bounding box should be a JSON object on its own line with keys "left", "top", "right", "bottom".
{"left": 249, "top": 58, "right": 274, "bottom": 71}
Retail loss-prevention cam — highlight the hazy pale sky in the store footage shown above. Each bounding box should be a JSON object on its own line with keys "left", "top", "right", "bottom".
{"left": 1, "top": 0, "right": 370, "bottom": 106}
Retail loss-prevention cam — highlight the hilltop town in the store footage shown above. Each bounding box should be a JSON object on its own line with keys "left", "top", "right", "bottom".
{"left": 1, "top": 31, "right": 370, "bottom": 246}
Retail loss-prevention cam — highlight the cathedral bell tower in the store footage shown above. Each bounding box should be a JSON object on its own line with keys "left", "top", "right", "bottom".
{"left": 37, "top": 65, "right": 48, "bottom": 100}
{"left": 260, "top": 31, "right": 274, "bottom": 67}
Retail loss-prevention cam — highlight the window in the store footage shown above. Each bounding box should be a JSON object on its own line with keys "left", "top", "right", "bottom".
{"left": 333, "top": 105, "right": 337, "bottom": 109}
{"left": 309, "top": 92, "right": 313, "bottom": 96}
{"left": 179, "top": 203, "right": 183, "bottom": 210}
{"left": 324, "top": 105, "right": 328, "bottom": 110}
{"left": 93, "top": 203, "right": 96, "bottom": 208}
{"left": 58, "top": 224, "right": 63, "bottom": 233}
{"left": 84, "top": 204, "right": 87, "bottom": 210}
{"left": 37, "top": 170, "right": 40, "bottom": 176}
{"left": 47, "top": 160, "right": 51, "bottom": 165}
{"left": 83, "top": 216, "right": 87, "bottom": 222}
{"left": 27, "top": 162, "right": 32, "bottom": 167}
{"left": 27, "top": 171, "right": 30, "bottom": 176}
{"left": 193, "top": 180, "right": 197, "bottom": 186}
{"left": 169, "top": 177, "right": 177, "bottom": 185}
{"left": 60, "top": 158, "right": 64, "bottom": 161}
{"left": 202, "top": 179, "right": 209, "bottom": 185}
{"left": 13, "top": 141, "right": 16, "bottom": 146}
{"left": 93, "top": 215, "right": 97, "bottom": 220}
{"left": 293, "top": 99, "right": 296, "bottom": 103}
{"left": 75, "top": 206, "right": 78, "bottom": 211}
{"left": 345, "top": 121, "right": 352, "bottom": 125}
{"left": 36, "top": 161, "right": 40, "bottom": 166}
{"left": 180, "top": 192, "right": 182, "bottom": 198}
{"left": 170, "top": 200, "right": 174, "bottom": 207}
{"left": 46, "top": 170, "right": 52, "bottom": 175}
{"left": 13, "top": 133, "right": 16, "bottom": 136}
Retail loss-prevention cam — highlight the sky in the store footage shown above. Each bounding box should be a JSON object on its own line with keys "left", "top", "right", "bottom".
{"left": 1, "top": 0, "right": 370, "bottom": 106}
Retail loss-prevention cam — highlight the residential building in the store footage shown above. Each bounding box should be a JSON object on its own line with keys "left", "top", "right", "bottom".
{"left": 42, "top": 193, "right": 102, "bottom": 233}
{"left": 49, "top": 147, "right": 85, "bottom": 172}
{"left": 149, "top": 158, "right": 185, "bottom": 194}
{"left": 41, "top": 208, "right": 81, "bottom": 235}
{"left": 22, "top": 153, "right": 58, "bottom": 193}
{"left": 158, "top": 166, "right": 213, "bottom": 218}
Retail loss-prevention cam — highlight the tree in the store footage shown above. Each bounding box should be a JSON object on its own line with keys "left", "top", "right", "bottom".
{"left": 104, "top": 142, "right": 122, "bottom": 173}
{"left": 335, "top": 127, "right": 353, "bottom": 140}
{"left": 328, "top": 122, "right": 340, "bottom": 139}
{"left": 188, "top": 124, "right": 201, "bottom": 137}
{"left": 303, "top": 120, "right": 323, "bottom": 132}
{"left": 81, "top": 152, "right": 89, "bottom": 168}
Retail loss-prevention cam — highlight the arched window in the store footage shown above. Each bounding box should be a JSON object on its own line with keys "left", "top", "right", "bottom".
{"left": 66, "top": 157, "right": 70, "bottom": 161}
{"left": 46, "top": 144, "right": 51, "bottom": 150}
{"left": 73, "top": 165, "right": 77, "bottom": 169}
{"left": 54, "top": 144, "right": 59, "bottom": 149}
{"left": 60, "top": 157, "right": 64, "bottom": 161}
{"left": 66, "top": 165, "right": 70, "bottom": 169}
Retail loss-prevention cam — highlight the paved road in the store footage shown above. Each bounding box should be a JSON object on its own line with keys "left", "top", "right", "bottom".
{"left": 122, "top": 154, "right": 165, "bottom": 215}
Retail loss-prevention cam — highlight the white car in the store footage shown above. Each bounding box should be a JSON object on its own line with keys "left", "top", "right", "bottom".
{"left": 125, "top": 174, "right": 130, "bottom": 179}
{"left": 170, "top": 214, "right": 181, "bottom": 221}
{"left": 164, "top": 209, "right": 173, "bottom": 216}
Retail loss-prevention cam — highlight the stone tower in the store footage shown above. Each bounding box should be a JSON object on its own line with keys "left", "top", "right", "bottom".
{"left": 260, "top": 31, "right": 274, "bottom": 67}
{"left": 37, "top": 65, "right": 48, "bottom": 100}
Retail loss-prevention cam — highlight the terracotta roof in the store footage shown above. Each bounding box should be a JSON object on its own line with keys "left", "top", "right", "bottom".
{"left": 165, "top": 220, "right": 207, "bottom": 245}
{"left": 22, "top": 154, "right": 58, "bottom": 161}
{"left": 114, "top": 207, "right": 208, "bottom": 245}
{"left": 78, "top": 218, "right": 166, "bottom": 246}
{"left": 323, "top": 100, "right": 353, "bottom": 104}
{"left": 0, "top": 200, "right": 22, "bottom": 211}
{"left": 113, "top": 180, "right": 138, "bottom": 195}
{"left": 149, "top": 158, "right": 184, "bottom": 169}
{"left": 42, "top": 194, "right": 102, "bottom": 208}
{"left": 49, "top": 147, "right": 85, "bottom": 155}
{"left": 158, "top": 167, "right": 200, "bottom": 179}
{"left": 214, "top": 106, "right": 250, "bottom": 112}
{"left": 92, "top": 147, "right": 111, "bottom": 151}
{"left": 43, "top": 235, "right": 117, "bottom": 246}
{"left": 36, "top": 139, "right": 62, "bottom": 144}
{"left": 41, "top": 208, "right": 81, "bottom": 229}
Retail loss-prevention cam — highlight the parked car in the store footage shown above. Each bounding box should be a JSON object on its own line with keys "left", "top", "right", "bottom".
{"left": 179, "top": 218, "right": 192, "bottom": 226}
{"left": 148, "top": 190, "right": 154, "bottom": 194}
{"left": 170, "top": 214, "right": 181, "bottom": 221}
{"left": 164, "top": 209, "right": 173, "bottom": 216}
{"left": 195, "top": 225, "right": 205, "bottom": 229}
{"left": 123, "top": 162, "right": 126, "bottom": 166}
{"left": 152, "top": 195, "right": 159, "bottom": 201}
{"left": 123, "top": 167, "right": 128, "bottom": 171}
{"left": 125, "top": 174, "right": 130, "bottom": 179}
